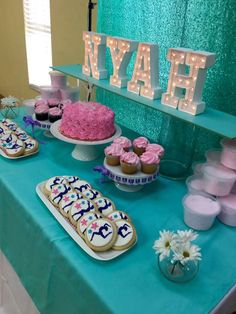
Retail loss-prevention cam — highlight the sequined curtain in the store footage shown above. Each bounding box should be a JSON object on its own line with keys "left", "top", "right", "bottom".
{"left": 96, "top": 0, "right": 236, "bottom": 160}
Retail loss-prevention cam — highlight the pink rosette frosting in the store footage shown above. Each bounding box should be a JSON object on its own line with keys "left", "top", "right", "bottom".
{"left": 113, "top": 136, "right": 132, "bottom": 149}
{"left": 35, "top": 99, "right": 47, "bottom": 107}
{"left": 133, "top": 137, "right": 149, "bottom": 148}
{"left": 104, "top": 143, "right": 124, "bottom": 157}
{"left": 49, "top": 107, "right": 62, "bottom": 116}
{"left": 120, "top": 152, "right": 140, "bottom": 165}
{"left": 146, "top": 144, "right": 165, "bottom": 157}
{"left": 140, "top": 151, "right": 160, "bottom": 165}
{"left": 48, "top": 98, "right": 60, "bottom": 106}
{"left": 35, "top": 104, "right": 48, "bottom": 114}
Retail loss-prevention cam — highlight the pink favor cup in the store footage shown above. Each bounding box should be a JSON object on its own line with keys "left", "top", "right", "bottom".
{"left": 49, "top": 71, "right": 67, "bottom": 89}
{"left": 183, "top": 194, "right": 221, "bottom": 230}
{"left": 218, "top": 194, "right": 236, "bottom": 226}
{"left": 202, "top": 163, "right": 236, "bottom": 196}
{"left": 221, "top": 138, "right": 236, "bottom": 170}
{"left": 61, "top": 87, "right": 80, "bottom": 103}
{"left": 191, "top": 162, "right": 205, "bottom": 175}
{"left": 186, "top": 175, "right": 211, "bottom": 197}
{"left": 40, "top": 86, "right": 61, "bottom": 100}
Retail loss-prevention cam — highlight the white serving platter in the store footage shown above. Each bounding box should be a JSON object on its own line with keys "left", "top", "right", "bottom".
{"left": 36, "top": 181, "right": 137, "bottom": 261}
{"left": 0, "top": 147, "right": 39, "bottom": 159}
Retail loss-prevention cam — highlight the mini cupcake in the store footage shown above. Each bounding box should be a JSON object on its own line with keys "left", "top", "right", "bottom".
{"left": 48, "top": 107, "right": 63, "bottom": 122}
{"left": 104, "top": 143, "right": 124, "bottom": 166}
{"left": 35, "top": 104, "right": 49, "bottom": 121}
{"left": 120, "top": 152, "right": 140, "bottom": 174}
{"left": 133, "top": 137, "right": 149, "bottom": 156}
{"left": 113, "top": 136, "right": 132, "bottom": 152}
{"left": 48, "top": 98, "right": 60, "bottom": 108}
{"left": 35, "top": 99, "right": 47, "bottom": 109}
{"left": 140, "top": 151, "right": 160, "bottom": 174}
{"left": 146, "top": 143, "right": 165, "bottom": 158}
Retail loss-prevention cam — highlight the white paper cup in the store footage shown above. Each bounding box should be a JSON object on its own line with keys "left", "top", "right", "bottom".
{"left": 183, "top": 194, "right": 221, "bottom": 230}
{"left": 49, "top": 71, "right": 67, "bottom": 89}
{"left": 60, "top": 87, "right": 80, "bottom": 103}
{"left": 202, "top": 163, "right": 236, "bottom": 196}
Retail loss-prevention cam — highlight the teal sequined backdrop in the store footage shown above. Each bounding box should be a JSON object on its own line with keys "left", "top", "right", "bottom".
{"left": 96, "top": 0, "right": 236, "bottom": 160}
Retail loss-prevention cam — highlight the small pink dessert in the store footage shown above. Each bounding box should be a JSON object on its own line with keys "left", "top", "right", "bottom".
{"left": 60, "top": 102, "right": 115, "bottom": 141}
{"left": 133, "top": 137, "right": 149, "bottom": 156}
{"left": 104, "top": 143, "right": 124, "bottom": 166}
{"left": 221, "top": 138, "right": 236, "bottom": 170}
{"left": 113, "top": 136, "right": 132, "bottom": 151}
{"left": 183, "top": 194, "right": 221, "bottom": 230}
{"left": 35, "top": 99, "right": 47, "bottom": 108}
{"left": 202, "top": 163, "right": 236, "bottom": 196}
{"left": 48, "top": 98, "right": 60, "bottom": 108}
{"left": 35, "top": 104, "right": 49, "bottom": 121}
{"left": 218, "top": 194, "right": 236, "bottom": 226}
{"left": 49, "top": 71, "right": 67, "bottom": 89}
{"left": 140, "top": 151, "right": 160, "bottom": 174}
{"left": 120, "top": 152, "right": 140, "bottom": 174}
{"left": 40, "top": 86, "right": 61, "bottom": 100}
{"left": 48, "top": 107, "right": 62, "bottom": 123}
{"left": 146, "top": 143, "right": 164, "bottom": 158}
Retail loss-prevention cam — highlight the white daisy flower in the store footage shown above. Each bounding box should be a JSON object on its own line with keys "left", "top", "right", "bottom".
{"left": 1, "top": 96, "right": 19, "bottom": 107}
{"left": 153, "top": 230, "right": 174, "bottom": 261}
{"left": 175, "top": 229, "right": 198, "bottom": 243}
{"left": 172, "top": 242, "right": 201, "bottom": 265}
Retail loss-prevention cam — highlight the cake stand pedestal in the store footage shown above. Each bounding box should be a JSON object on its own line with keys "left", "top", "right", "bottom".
{"left": 50, "top": 120, "right": 122, "bottom": 161}
{"left": 32, "top": 114, "right": 53, "bottom": 137}
{"left": 103, "top": 159, "right": 159, "bottom": 192}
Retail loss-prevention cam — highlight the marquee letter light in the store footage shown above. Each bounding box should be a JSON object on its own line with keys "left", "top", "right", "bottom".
{"left": 107, "top": 37, "right": 138, "bottom": 88}
{"left": 161, "top": 48, "right": 216, "bottom": 115}
{"left": 82, "top": 31, "right": 108, "bottom": 80}
{"left": 127, "top": 43, "right": 162, "bottom": 100}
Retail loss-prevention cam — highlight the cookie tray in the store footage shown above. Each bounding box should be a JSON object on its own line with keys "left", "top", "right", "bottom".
{"left": 36, "top": 181, "right": 137, "bottom": 261}
{"left": 0, "top": 147, "right": 39, "bottom": 159}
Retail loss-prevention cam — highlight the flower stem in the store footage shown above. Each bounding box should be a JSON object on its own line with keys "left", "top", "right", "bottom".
{"left": 171, "top": 261, "right": 178, "bottom": 274}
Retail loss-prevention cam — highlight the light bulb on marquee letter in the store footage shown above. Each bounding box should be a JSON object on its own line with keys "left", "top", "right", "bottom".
{"left": 127, "top": 43, "right": 162, "bottom": 100}
{"left": 161, "top": 48, "right": 215, "bottom": 115}
{"left": 82, "top": 31, "right": 108, "bottom": 80}
{"left": 107, "top": 37, "right": 138, "bottom": 88}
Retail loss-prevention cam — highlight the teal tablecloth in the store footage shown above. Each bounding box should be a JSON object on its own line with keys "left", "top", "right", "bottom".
{"left": 0, "top": 108, "right": 236, "bottom": 314}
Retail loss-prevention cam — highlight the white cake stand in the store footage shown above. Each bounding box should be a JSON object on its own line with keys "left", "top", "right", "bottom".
{"left": 32, "top": 114, "right": 53, "bottom": 138}
{"left": 50, "top": 120, "right": 122, "bottom": 161}
{"left": 103, "top": 159, "right": 159, "bottom": 192}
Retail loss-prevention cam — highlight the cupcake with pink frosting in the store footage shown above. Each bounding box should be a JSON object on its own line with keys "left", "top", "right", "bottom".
{"left": 48, "top": 98, "right": 60, "bottom": 108}
{"left": 113, "top": 136, "right": 132, "bottom": 152}
{"left": 35, "top": 104, "right": 49, "bottom": 121}
{"left": 48, "top": 107, "right": 62, "bottom": 122}
{"left": 146, "top": 143, "right": 165, "bottom": 158}
{"left": 105, "top": 143, "right": 124, "bottom": 166}
{"left": 35, "top": 99, "right": 47, "bottom": 109}
{"left": 140, "top": 151, "right": 160, "bottom": 174}
{"left": 133, "top": 137, "right": 149, "bottom": 156}
{"left": 120, "top": 152, "right": 140, "bottom": 174}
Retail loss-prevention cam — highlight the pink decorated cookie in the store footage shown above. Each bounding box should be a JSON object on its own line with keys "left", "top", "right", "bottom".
{"left": 60, "top": 102, "right": 115, "bottom": 141}
{"left": 146, "top": 143, "right": 165, "bottom": 158}
{"left": 140, "top": 151, "right": 160, "bottom": 174}
{"left": 105, "top": 143, "right": 124, "bottom": 166}
{"left": 77, "top": 212, "right": 102, "bottom": 238}
{"left": 113, "top": 136, "right": 132, "bottom": 151}
{"left": 120, "top": 152, "right": 140, "bottom": 174}
{"left": 133, "top": 137, "right": 149, "bottom": 156}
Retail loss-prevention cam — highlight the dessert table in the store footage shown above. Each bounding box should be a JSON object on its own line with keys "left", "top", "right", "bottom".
{"left": 0, "top": 107, "right": 236, "bottom": 314}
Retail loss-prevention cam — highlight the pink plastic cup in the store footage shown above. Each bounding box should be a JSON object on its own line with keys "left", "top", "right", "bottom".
{"left": 202, "top": 163, "right": 236, "bottom": 196}
{"left": 183, "top": 194, "right": 221, "bottom": 230}
{"left": 218, "top": 194, "right": 236, "bottom": 227}
{"left": 40, "top": 86, "right": 61, "bottom": 100}
{"left": 221, "top": 138, "right": 236, "bottom": 170}
{"left": 49, "top": 71, "right": 67, "bottom": 89}
{"left": 191, "top": 162, "right": 205, "bottom": 175}
{"left": 186, "top": 175, "right": 211, "bottom": 197}
{"left": 60, "top": 87, "right": 80, "bottom": 103}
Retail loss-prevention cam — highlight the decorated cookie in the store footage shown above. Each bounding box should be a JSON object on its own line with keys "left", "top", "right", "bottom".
{"left": 70, "top": 179, "right": 92, "bottom": 193}
{"left": 112, "top": 220, "right": 136, "bottom": 250}
{"left": 85, "top": 218, "right": 117, "bottom": 252}
{"left": 64, "top": 176, "right": 80, "bottom": 185}
{"left": 69, "top": 199, "right": 97, "bottom": 226}
{"left": 107, "top": 210, "right": 131, "bottom": 222}
{"left": 0, "top": 123, "right": 10, "bottom": 137}
{"left": 81, "top": 188, "right": 102, "bottom": 201}
{"left": 2, "top": 119, "right": 18, "bottom": 131}
{"left": 14, "top": 128, "right": 30, "bottom": 141}
{"left": 49, "top": 183, "right": 72, "bottom": 207}
{"left": 59, "top": 192, "right": 83, "bottom": 217}
{"left": 0, "top": 132, "right": 18, "bottom": 144}
{"left": 1, "top": 138, "right": 25, "bottom": 157}
{"left": 44, "top": 176, "right": 68, "bottom": 196}
{"left": 94, "top": 197, "right": 115, "bottom": 216}
{"left": 24, "top": 138, "right": 39, "bottom": 155}
{"left": 77, "top": 212, "right": 102, "bottom": 238}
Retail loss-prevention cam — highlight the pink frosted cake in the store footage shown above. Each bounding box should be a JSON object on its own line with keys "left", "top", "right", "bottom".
{"left": 60, "top": 102, "right": 115, "bottom": 141}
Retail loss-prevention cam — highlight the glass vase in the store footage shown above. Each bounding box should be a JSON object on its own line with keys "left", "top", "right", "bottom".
{"left": 0, "top": 105, "right": 19, "bottom": 119}
{"left": 158, "top": 254, "right": 199, "bottom": 283}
